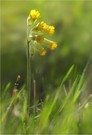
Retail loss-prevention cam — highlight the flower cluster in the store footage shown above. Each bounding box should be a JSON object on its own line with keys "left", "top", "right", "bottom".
{"left": 27, "top": 9, "right": 57, "bottom": 56}
{"left": 37, "top": 21, "right": 55, "bottom": 35}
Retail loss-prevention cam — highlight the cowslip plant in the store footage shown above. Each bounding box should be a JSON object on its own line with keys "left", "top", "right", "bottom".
{"left": 26, "top": 9, "right": 58, "bottom": 114}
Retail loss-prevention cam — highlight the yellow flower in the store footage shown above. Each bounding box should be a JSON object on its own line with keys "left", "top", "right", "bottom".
{"left": 30, "top": 10, "right": 40, "bottom": 20}
{"left": 46, "top": 26, "right": 55, "bottom": 34}
{"left": 38, "top": 21, "right": 48, "bottom": 31}
{"left": 40, "top": 49, "right": 47, "bottom": 56}
{"left": 36, "top": 35, "right": 44, "bottom": 43}
{"left": 49, "top": 42, "right": 57, "bottom": 50}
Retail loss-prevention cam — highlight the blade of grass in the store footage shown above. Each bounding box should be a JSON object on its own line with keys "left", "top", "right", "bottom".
{"left": 73, "top": 62, "right": 89, "bottom": 103}
{"left": 59, "top": 65, "right": 74, "bottom": 88}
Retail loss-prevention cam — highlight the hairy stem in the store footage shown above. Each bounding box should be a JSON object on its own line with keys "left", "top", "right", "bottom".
{"left": 27, "top": 41, "right": 31, "bottom": 115}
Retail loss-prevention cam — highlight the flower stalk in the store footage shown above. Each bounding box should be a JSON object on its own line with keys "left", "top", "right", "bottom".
{"left": 27, "top": 40, "right": 31, "bottom": 115}
{"left": 26, "top": 9, "right": 58, "bottom": 115}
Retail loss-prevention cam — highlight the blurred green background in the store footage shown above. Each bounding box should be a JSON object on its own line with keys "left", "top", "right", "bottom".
{"left": 1, "top": 0, "right": 92, "bottom": 92}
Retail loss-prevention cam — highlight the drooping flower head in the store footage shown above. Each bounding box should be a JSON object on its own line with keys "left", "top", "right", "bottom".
{"left": 40, "top": 49, "right": 47, "bottom": 56}
{"left": 46, "top": 26, "right": 55, "bottom": 35}
{"left": 49, "top": 42, "right": 57, "bottom": 50}
{"left": 36, "top": 35, "right": 44, "bottom": 43}
{"left": 38, "top": 21, "right": 48, "bottom": 31}
{"left": 27, "top": 9, "right": 58, "bottom": 56}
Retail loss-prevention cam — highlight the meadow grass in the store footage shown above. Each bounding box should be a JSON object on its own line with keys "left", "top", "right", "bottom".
{"left": 0, "top": 65, "right": 92, "bottom": 134}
